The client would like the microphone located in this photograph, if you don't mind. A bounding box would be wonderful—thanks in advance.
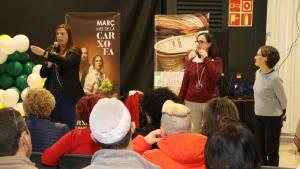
[53,42,60,53]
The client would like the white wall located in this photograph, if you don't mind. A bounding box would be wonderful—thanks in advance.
[266,0,300,134]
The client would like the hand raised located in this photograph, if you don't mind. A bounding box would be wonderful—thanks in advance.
[198,49,208,59]
[144,129,162,145]
[31,45,46,56]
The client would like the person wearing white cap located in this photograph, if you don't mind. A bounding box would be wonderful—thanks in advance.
[83,97,160,169]
[132,100,207,169]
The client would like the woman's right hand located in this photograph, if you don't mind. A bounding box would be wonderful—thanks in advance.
[45,61,53,68]
[144,129,162,145]
[31,45,46,56]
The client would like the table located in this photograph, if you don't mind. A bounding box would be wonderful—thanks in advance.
[231,98,255,132]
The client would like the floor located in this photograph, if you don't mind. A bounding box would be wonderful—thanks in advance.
[279,137,300,168]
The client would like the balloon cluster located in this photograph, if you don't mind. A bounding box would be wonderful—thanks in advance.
[0,34,44,115]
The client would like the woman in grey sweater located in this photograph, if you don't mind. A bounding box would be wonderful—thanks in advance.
[253,45,287,166]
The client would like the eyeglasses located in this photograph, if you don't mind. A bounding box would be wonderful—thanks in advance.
[195,40,207,44]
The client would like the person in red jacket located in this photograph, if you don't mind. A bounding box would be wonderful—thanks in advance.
[122,90,143,128]
[132,100,207,169]
[41,95,102,166]
[179,32,223,133]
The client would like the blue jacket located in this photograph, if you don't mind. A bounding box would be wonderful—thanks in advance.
[26,117,69,152]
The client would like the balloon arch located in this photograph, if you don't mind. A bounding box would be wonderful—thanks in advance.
[0,34,44,115]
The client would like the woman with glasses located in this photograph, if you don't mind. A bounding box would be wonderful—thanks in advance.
[179,32,223,133]
[253,45,287,166]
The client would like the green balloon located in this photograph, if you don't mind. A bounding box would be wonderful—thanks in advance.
[15,74,28,90]
[0,73,14,89]
[0,63,7,74]
[19,52,30,63]
[6,61,23,77]
[8,52,22,61]
[23,61,35,75]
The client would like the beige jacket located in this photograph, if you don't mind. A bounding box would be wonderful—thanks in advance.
[0,155,37,169]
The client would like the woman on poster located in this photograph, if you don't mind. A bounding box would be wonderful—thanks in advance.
[179,32,223,133]
[79,47,90,86]
[84,55,107,95]
[31,24,84,130]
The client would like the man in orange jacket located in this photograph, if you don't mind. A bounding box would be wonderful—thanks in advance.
[133,100,207,169]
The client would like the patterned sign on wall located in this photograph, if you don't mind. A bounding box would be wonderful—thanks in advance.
[228,0,253,27]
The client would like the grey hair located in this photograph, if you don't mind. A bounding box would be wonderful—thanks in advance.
[161,113,192,136]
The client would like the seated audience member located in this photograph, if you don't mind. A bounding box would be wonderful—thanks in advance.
[41,95,102,166]
[84,97,159,169]
[121,90,143,128]
[133,100,207,169]
[205,122,260,169]
[24,88,69,152]
[133,87,179,138]
[0,108,37,169]
[202,97,240,136]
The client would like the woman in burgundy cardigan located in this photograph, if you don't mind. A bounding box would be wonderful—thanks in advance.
[179,32,223,133]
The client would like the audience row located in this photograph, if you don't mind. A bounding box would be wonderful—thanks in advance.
[0,87,259,169]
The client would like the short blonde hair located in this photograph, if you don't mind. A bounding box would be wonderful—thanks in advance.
[23,88,55,117]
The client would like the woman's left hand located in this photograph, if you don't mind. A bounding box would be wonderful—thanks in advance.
[31,45,46,56]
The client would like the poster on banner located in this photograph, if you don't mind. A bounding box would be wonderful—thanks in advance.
[154,13,209,94]
[66,12,120,96]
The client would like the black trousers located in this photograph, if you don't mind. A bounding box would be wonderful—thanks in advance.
[255,115,282,166]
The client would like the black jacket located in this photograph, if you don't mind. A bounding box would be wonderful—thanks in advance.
[40,47,84,101]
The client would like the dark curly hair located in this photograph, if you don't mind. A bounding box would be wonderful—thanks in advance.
[76,95,102,124]
[141,87,179,125]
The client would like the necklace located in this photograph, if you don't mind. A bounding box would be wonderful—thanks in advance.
[196,63,205,89]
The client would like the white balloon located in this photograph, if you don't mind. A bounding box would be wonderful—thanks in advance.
[32,64,42,74]
[14,102,25,116]
[0,37,16,55]
[21,87,30,100]
[0,51,8,64]
[27,73,42,88]
[13,34,30,52]
[0,89,4,103]
[3,88,19,107]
